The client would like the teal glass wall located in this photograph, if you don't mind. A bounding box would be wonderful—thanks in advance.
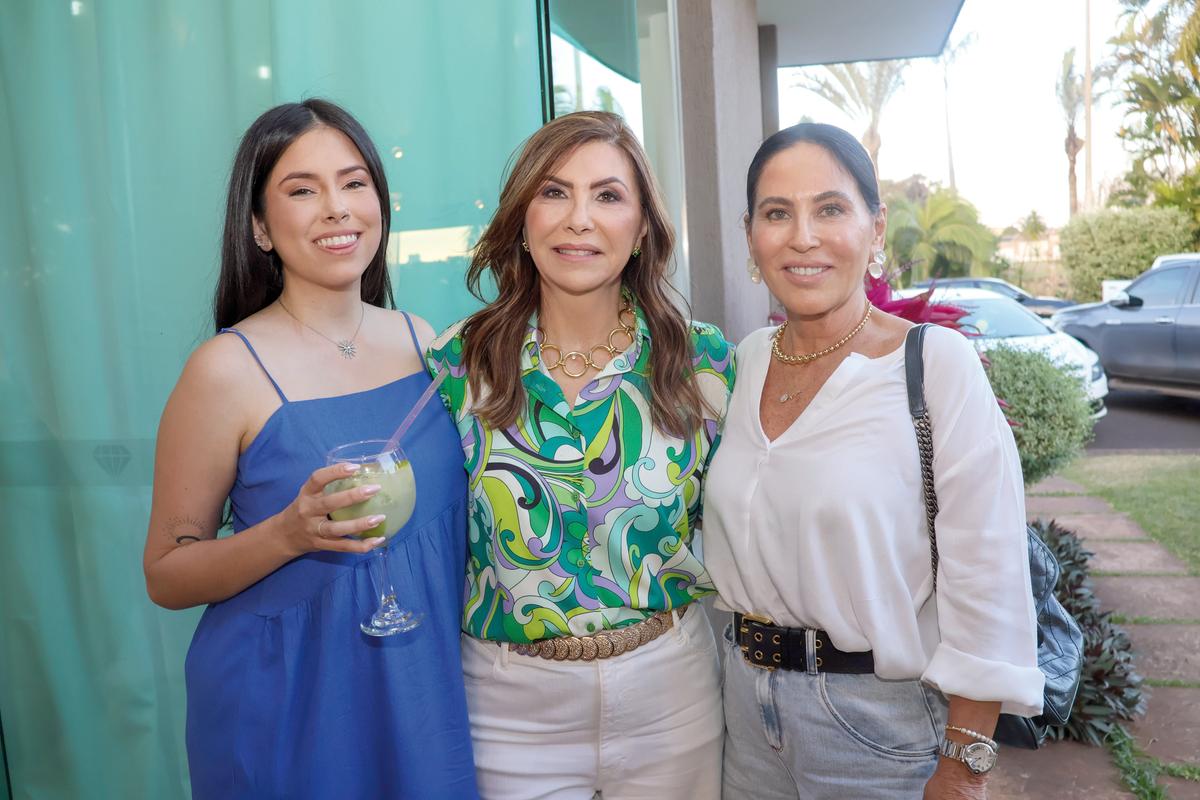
[0,2,542,797]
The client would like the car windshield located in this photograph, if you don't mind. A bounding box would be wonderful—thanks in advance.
[942,297,1052,338]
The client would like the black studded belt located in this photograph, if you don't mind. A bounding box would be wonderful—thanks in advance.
[735,613,876,674]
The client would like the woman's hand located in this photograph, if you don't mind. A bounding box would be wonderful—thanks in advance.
[275,463,388,556]
[923,759,988,799]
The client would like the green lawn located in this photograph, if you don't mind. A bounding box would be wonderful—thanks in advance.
[1062,454,1200,575]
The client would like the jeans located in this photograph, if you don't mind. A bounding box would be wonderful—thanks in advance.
[721,624,947,799]
[461,607,723,800]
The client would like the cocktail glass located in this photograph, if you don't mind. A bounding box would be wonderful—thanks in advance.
[325,439,421,636]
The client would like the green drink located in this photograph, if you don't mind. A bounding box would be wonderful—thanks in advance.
[326,460,416,539]
[326,439,422,636]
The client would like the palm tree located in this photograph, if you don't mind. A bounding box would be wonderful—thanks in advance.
[1177,1,1200,79]
[794,59,909,172]
[939,33,976,191]
[886,189,997,283]
[1057,49,1086,217]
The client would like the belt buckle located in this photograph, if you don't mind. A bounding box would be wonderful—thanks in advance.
[738,612,777,671]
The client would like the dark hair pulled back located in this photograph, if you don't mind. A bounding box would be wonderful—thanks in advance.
[745,122,881,219]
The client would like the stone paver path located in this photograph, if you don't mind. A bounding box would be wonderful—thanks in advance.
[1053,512,1149,539]
[991,473,1200,799]
[1088,540,1190,574]
[1026,495,1115,516]
[1093,576,1200,620]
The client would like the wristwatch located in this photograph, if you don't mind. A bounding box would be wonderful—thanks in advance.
[939,738,998,774]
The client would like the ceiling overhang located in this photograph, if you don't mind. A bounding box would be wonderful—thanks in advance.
[757,0,966,66]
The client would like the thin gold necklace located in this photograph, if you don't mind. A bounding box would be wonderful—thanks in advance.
[771,303,873,366]
[538,301,636,379]
[277,298,365,359]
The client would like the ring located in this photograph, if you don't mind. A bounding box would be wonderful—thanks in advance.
[317,519,328,537]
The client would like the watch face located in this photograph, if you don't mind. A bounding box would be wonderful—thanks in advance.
[963,742,997,774]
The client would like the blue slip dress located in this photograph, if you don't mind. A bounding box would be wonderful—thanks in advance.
[184,314,478,799]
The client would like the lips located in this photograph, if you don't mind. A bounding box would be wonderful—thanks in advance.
[784,265,830,277]
[553,245,602,257]
[314,232,361,253]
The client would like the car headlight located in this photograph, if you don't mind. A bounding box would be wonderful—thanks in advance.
[1091,362,1103,381]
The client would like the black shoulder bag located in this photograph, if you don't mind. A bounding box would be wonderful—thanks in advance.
[904,324,1084,749]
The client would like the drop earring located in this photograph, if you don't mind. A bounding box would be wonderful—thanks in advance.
[521,241,530,252]
[746,257,761,284]
[868,249,886,280]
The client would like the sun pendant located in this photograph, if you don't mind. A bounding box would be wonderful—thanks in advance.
[337,340,358,359]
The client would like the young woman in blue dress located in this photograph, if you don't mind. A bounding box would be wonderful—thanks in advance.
[143,99,478,799]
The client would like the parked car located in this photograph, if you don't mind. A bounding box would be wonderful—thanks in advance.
[921,288,1108,417]
[909,277,1075,317]
[1151,252,1200,270]
[1051,261,1200,397]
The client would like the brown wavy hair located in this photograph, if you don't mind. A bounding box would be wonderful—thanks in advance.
[461,111,706,438]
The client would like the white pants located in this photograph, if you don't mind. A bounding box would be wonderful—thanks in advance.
[460,605,723,800]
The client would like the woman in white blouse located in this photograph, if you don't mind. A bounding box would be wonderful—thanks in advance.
[702,122,1043,799]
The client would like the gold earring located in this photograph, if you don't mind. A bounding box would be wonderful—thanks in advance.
[631,246,641,258]
[747,257,762,284]
[521,241,530,252]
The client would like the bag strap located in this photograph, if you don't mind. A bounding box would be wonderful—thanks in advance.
[904,324,940,591]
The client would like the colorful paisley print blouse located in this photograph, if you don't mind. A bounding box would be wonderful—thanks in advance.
[426,305,736,643]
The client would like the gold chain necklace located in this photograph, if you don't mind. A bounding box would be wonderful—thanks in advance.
[771,303,873,366]
[539,302,636,379]
[278,298,365,359]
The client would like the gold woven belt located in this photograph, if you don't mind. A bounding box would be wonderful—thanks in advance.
[511,606,686,661]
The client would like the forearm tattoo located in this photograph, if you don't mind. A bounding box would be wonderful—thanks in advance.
[166,515,209,544]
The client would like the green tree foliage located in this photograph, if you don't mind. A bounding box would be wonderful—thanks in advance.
[885,187,996,283]
[1060,206,1193,300]
[1105,0,1200,240]
[984,346,1094,487]
[794,59,908,171]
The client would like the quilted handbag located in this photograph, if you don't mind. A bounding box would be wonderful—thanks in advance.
[904,324,1084,749]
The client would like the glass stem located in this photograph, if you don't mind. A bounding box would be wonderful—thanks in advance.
[371,546,398,609]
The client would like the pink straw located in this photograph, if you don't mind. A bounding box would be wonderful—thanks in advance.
[384,369,448,453]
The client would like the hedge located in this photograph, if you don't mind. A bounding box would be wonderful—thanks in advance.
[1059,207,1193,301]
[984,345,1094,486]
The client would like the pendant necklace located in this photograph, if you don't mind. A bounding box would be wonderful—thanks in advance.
[278,298,366,359]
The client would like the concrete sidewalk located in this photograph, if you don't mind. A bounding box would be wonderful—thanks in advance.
[987,476,1200,799]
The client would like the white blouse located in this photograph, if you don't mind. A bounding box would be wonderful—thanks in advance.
[703,324,1044,716]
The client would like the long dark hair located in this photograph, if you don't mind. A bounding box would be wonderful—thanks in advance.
[461,111,706,438]
[745,122,882,220]
[213,99,394,331]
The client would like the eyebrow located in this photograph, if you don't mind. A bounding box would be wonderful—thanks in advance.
[277,165,369,185]
[544,175,629,191]
[756,190,853,210]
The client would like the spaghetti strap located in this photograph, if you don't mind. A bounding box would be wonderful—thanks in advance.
[219,328,288,403]
[400,311,422,355]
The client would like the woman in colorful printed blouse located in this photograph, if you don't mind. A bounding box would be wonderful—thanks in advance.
[426,111,736,799]
[703,123,1042,799]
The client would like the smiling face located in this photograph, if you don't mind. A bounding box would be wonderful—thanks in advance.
[253,125,383,292]
[747,142,886,319]
[522,140,648,299]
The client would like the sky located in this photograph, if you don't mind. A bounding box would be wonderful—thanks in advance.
[778,0,1132,230]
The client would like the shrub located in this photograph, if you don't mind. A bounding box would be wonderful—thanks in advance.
[984,345,1094,486]
[1060,207,1192,301]
[1031,519,1145,746]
